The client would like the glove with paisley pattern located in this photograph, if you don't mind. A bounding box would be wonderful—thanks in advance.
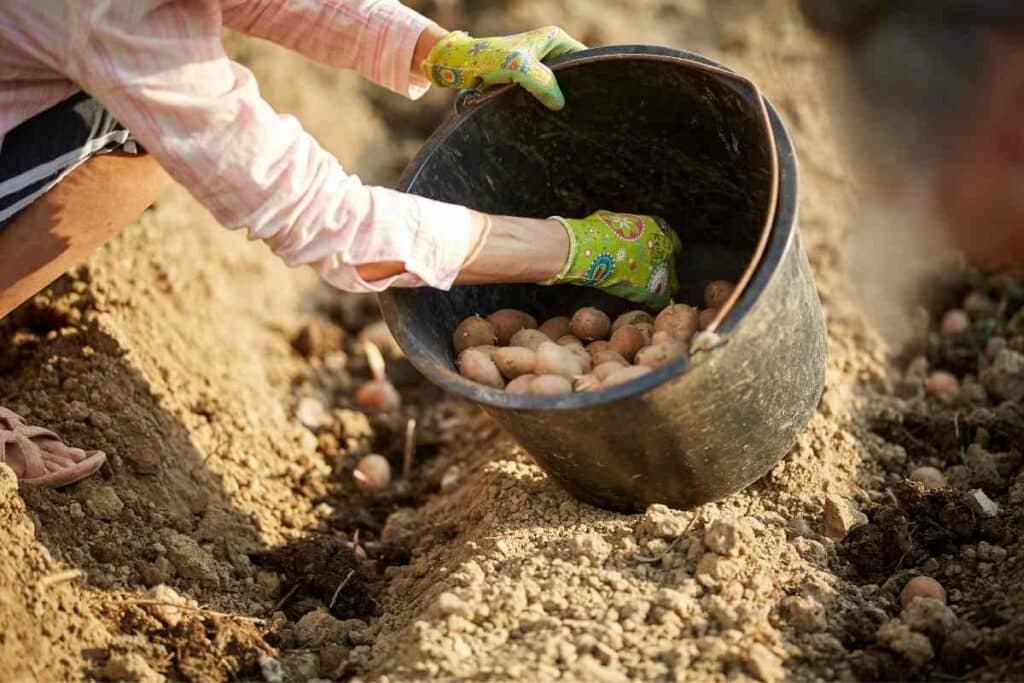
[421,26,586,111]
[542,211,682,309]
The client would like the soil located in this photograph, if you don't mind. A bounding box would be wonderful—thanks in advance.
[2,1,1022,681]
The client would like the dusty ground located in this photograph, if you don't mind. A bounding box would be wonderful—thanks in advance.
[2,1,1022,681]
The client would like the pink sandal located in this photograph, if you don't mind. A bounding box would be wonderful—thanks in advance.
[0,407,106,488]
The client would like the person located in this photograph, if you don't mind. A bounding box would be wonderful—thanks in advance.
[0,1,682,487]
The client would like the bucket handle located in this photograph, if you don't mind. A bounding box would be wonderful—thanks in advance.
[454,86,488,115]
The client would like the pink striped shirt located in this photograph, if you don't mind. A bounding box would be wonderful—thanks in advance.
[0,1,475,292]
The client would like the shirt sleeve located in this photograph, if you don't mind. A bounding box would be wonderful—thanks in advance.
[63,0,474,293]
[221,0,434,99]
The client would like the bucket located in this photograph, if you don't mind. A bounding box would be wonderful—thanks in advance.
[379,45,826,512]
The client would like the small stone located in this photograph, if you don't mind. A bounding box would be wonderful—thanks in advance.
[909,466,947,490]
[84,486,124,520]
[823,495,868,540]
[744,643,785,683]
[877,620,934,666]
[68,502,84,519]
[434,591,473,619]
[782,595,827,633]
[144,584,192,627]
[294,609,348,648]
[259,654,285,683]
[901,597,957,641]
[977,541,1007,563]
[703,518,751,557]
[295,397,328,430]
[981,348,1024,401]
[95,653,161,682]
[570,532,612,562]
[967,489,999,518]
[162,531,221,588]
[639,504,690,538]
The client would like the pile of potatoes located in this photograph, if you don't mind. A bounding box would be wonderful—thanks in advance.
[452,280,735,395]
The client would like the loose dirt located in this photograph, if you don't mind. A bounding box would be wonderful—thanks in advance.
[1,1,1021,681]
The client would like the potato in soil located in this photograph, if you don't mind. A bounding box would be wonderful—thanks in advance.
[570,307,611,342]
[530,374,573,395]
[654,304,699,342]
[603,365,652,387]
[487,309,538,345]
[539,316,572,340]
[704,280,735,309]
[353,454,391,492]
[611,310,654,333]
[355,380,401,412]
[506,374,537,394]
[509,329,551,351]
[493,347,536,379]
[534,342,584,379]
[609,325,645,362]
[453,316,496,353]
[458,348,505,388]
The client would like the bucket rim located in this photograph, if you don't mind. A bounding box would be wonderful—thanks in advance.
[380,45,800,412]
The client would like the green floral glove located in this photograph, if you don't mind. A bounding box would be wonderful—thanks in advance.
[543,211,683,308]
[422,26,586,111]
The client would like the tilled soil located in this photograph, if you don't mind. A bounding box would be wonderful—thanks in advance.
[1,1,1022,681]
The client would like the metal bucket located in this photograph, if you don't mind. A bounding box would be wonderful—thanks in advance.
[379,45,826,512]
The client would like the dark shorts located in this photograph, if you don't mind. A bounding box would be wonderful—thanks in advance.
[0,91,143,229]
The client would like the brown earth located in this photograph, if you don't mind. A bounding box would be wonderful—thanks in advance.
[2,1,1022,681]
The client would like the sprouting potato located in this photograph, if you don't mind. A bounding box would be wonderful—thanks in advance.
[487,309,538,345]
[353,454,391,492]
[592,348,629,367]
[609,325,646,362]
[900,576,946,610]
[355,380,401,412]
[594,361,628,381]
[633,322,655,345]
[603,365,652,387]
[534,342,584,379]
[457,348,505,388]
[530,374,573,395]
[556,334,584,348]
[704,280,736,309]
[539,316,572,340]
[699,308,719,331]
[506,374,537,394]
[574,374,602,392]
[493,346,537,379]
[635,343,684,367]
[570,307,611,342]
[509,328,552,351]
[654,304,699,342]
[453,316,496,353]
[611,310,655,334]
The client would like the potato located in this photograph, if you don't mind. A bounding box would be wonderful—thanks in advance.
[925,370,958,398]
[940,309,969,337]
[570,307,611,342]
[586,340,613,355]
[635,343,684,367]
[539,316,572,340]
[529,374,573,395]
[609,325,646,362]
[633,322,655,345]
[574,374,602,392]
[453,316,496,353]
[603,365,652,387]
[909,466,947,490]
[509,329,551,351]
[534,342,584,379]
[457,348,505,388]
[487,309,538,345]
[506,374,537,394]
[654,304,699,342]
[353,454,391,492]
[592,349,628,367]
[493,347,537,379]
[556,334,584,348]
[567,345,593,373]
[594,361,628,381]
[355,380,401,412]
[651,330,677,347]
[699,308,719,331]
[900,576,946,610]
[704,280,736,309]
[611,310,655,333]
[471,344,500,360]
